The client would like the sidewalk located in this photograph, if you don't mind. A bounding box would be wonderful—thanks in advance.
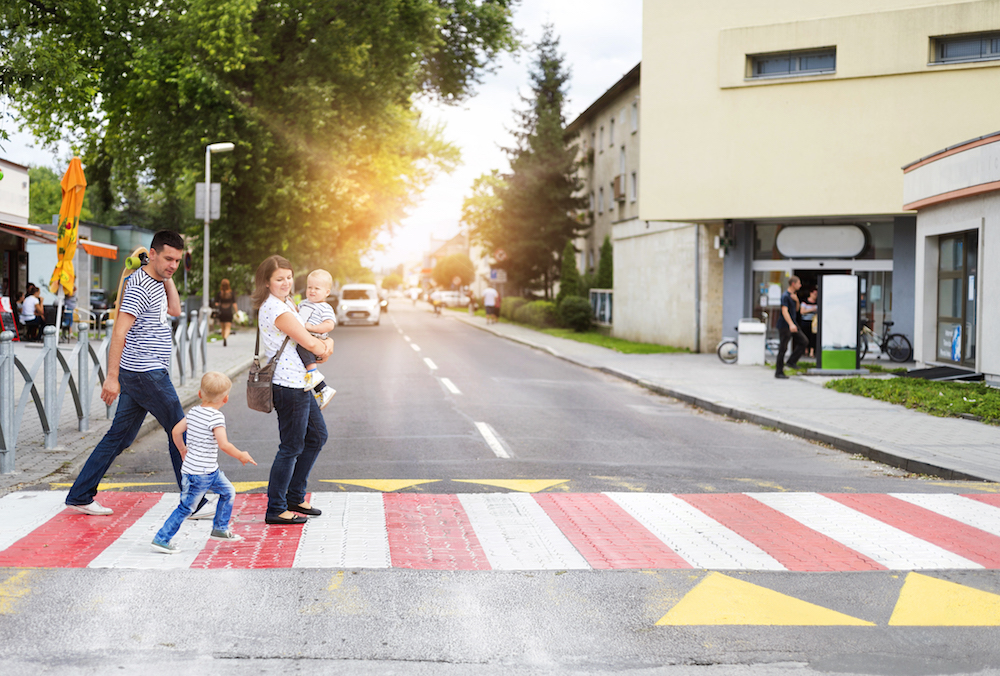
[1,329,255,494]
[450,312,1000,484]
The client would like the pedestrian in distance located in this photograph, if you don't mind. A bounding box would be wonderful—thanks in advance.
[151,372,257,554]
[252,255,334,525]
[19,283,44,340]
[64,230,213,518]
[296,269,337,410]
[798,287,818,358]
[775,275,808,379]
[214,278,236,346]
[482,285,499,325]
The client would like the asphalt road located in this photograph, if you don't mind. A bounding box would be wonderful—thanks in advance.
[3,302,1000,675]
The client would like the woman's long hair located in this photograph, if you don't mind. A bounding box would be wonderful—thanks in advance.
[220,278,231,295]
[252,255,293,308]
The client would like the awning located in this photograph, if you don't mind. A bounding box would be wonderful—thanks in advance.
[80,239,118,260]
[0,220,58,244]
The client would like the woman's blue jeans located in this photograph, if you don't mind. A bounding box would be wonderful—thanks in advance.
[154,470,235,544]
[267,385,328,517]
[66,369,184,506]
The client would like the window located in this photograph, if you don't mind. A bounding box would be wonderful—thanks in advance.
[589,192,595,211]
[934,32,1000,64]
[598,126,604,152]
[630,171,637,202]
[598,187,604,213]
[749,47,835,78]
[609,118,615,145]
[631,101,638,133]
[619,146,626,176]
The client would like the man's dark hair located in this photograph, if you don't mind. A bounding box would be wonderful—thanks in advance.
[150,230,184,252]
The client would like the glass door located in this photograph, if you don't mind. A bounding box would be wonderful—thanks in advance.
[936,231,979,367]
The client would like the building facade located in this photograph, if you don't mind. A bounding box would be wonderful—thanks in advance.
[640,0,1000,350]
[0,158,31,300]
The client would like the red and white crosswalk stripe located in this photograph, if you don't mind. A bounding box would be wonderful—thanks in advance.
[3,491,1000,571]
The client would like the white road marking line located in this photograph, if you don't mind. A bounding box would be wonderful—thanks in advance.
[88,494,212,570]
[403,335,411,342]
[475,422,510,459]
[440,377,461,394]
[294,493,390,568]
[0,491,72,552]
[424,358,438,370]
[458,493,590,570]
[410,343,421,352]
[891,493,1000,539]
[607,493,786,570]
[750,492,982,570]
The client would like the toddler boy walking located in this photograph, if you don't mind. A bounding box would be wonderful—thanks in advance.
[151,371,256,553]
[297,269,337,410]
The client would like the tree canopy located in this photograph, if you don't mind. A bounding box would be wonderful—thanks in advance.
[555,239,581,305]
[432,252,475,288]
[1,0,518,292]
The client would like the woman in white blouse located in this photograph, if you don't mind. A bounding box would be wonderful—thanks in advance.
[252,255,334,525]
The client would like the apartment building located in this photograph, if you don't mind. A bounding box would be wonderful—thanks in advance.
[638,0,1000,352]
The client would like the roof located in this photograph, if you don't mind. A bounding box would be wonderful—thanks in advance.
[902,130,1000,171]
[566,63,641,136]
[0,157,30,171]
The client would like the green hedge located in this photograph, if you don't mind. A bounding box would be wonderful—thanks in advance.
[500,296,528,320]
[558,296,593,332]
[514,300,558,328]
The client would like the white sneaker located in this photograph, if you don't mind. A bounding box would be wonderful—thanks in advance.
[151,540,181,554]
[67,500,113,516]
[304,370,325,391]
[210,529,243,542]
[315,387,336,410]
[187,494,218,520]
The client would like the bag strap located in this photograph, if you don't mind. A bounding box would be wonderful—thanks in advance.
[255,326,291,366]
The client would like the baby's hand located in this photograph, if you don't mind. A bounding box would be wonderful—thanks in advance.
[241,452,258,466]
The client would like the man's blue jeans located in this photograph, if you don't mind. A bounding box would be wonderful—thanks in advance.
[66,369,184,506]
[154,470,235,544]
[267,385,328,517]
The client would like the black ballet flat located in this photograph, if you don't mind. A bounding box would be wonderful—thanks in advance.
[288,504,322,517]
[264,514,308,525]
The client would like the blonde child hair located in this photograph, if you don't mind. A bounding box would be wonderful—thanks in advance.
[307,269,334,292]
[200,371,232,403]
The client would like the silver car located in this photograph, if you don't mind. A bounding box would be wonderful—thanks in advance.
[336,283,382,326]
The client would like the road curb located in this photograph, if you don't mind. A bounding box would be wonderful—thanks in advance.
[453,314,990,483]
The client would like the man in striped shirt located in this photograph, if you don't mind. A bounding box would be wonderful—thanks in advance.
[65,230,202,517]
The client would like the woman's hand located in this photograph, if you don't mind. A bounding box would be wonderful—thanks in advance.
[315,338,334,363]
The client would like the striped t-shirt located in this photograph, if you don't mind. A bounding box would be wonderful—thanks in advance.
[180,406,226,475]
[119,268,172,372]
[298,300,336,338]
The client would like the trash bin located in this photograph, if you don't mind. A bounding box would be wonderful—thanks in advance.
[737,318,766,366]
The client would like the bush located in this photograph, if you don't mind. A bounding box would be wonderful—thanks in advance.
[558,296,592,332]
[514,300,558,328]
[500,296,527,320]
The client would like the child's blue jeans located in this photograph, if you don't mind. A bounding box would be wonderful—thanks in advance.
[154,470,235,544]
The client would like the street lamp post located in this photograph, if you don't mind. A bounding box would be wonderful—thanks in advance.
[203,142,235,312]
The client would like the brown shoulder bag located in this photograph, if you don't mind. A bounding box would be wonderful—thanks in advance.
[247,327,290,414]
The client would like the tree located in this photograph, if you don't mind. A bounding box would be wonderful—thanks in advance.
[381,273,402,290]
[595,235,613,289]
[555,239,581,306]
[478,25,587,297]
[1,0,518,289]
[432,253,475,288]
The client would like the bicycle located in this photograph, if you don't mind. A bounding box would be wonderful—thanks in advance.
[859,320,912,362]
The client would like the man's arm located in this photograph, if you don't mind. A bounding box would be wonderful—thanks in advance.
[781,303,798,333]
[101,312,137,405]
[165,278,182,317]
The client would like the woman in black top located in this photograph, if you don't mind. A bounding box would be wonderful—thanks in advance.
[213,278,236,346]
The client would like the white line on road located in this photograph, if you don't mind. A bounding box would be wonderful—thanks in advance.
[424,358,438,370]
[440,377,461,394]
[475,422,510,459]
[410,343,421,352]
[403,335,411,342]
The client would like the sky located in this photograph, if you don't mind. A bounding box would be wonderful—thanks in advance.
[1,0,643,269]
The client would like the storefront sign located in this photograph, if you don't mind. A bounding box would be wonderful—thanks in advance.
[776,225,866,258]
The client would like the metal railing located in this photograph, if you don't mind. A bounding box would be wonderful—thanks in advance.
[590,288,613,326]
[0,308,209,474]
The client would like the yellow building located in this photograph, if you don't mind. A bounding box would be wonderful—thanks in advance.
[633,0,1000,352]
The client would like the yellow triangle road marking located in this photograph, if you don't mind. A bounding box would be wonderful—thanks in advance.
[657,573,874,626]
[319,480,439,492]
[889,573,1000,626]
[453,480,569,493]
[231,481,269,493]
[49,482,172,490]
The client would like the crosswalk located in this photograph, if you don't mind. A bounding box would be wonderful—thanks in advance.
[2,490,1000,571]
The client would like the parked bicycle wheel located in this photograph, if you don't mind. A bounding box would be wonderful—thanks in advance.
[884,334,913,362]
[859,333,869,360]
[717,340,738,364]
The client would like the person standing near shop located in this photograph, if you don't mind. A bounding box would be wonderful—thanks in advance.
[64,230,211,517]
[775,275,808,379]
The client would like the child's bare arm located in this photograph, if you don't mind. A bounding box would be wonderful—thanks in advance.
[172,418,188,460]
[305,319,336,334]
[213,427,257,466]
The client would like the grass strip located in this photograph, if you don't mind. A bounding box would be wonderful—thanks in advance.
[539,328,688,354]
[825,377,1000,424]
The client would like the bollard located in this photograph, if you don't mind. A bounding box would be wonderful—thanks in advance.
[43,325,58,449]
[78,322,90,432]
[1,331,14,474]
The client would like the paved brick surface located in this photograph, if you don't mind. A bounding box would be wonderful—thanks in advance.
[451,313,1000,483]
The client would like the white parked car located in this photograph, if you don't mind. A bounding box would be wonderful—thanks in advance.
[336,284,381,326]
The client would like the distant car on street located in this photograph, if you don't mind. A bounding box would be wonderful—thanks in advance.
[437,291,470,308]
[336,283,381,326]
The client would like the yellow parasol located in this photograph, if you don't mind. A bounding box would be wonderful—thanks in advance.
[49,157,87,296]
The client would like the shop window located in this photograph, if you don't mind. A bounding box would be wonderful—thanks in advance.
[936,231,978,366]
